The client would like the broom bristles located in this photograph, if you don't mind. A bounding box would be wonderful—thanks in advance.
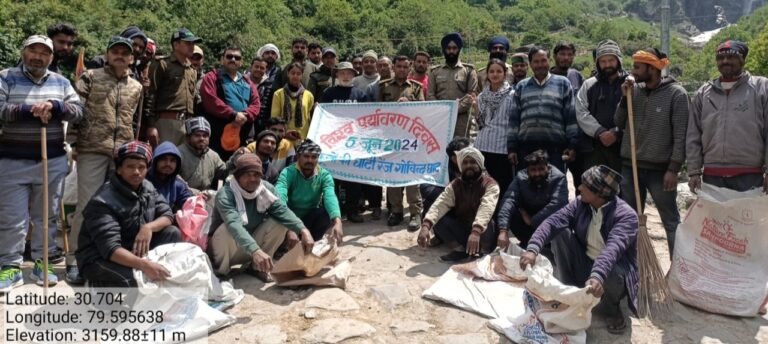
[637,215,675,319]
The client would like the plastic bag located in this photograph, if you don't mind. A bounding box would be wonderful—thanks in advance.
[175,194,209,250]
[668,184,768,317]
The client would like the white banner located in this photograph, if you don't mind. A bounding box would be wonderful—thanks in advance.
[307,100,457,187]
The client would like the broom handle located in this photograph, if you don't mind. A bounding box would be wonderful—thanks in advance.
[626,91,644,217]
[41,127,49,295]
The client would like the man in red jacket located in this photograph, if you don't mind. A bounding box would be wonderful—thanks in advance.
[200,46,260,161]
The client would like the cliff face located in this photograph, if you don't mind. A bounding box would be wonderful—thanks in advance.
[683,0,766,30]
[626,0,766,32]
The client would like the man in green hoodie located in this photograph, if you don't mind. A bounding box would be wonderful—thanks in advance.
[275,139,343,243]
[208,153,312,282]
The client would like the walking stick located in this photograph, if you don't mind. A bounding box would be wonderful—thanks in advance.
[41,126,50,295]
[626,87,674,318]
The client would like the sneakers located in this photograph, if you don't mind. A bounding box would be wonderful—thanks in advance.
[371,208,382,220]
[0,266,23,293]
[407,214,421,232]
[65,265,84,285]
[387,212,404,226]
[31,259,58,287]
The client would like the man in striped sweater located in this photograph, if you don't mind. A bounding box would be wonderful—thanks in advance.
[614,48,689,254]
[507,46,578,174]
[0,35,83,291]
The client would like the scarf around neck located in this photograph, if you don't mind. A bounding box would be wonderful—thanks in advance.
[282,83,305,129]
[477,81,511,129]
[227,176,278,225]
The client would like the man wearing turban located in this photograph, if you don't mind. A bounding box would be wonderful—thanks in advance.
[427,32,479,138]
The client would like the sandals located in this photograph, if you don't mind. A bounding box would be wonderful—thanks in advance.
[606,315,627,334]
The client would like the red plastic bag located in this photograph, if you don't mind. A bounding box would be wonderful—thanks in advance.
[175,195,209,250]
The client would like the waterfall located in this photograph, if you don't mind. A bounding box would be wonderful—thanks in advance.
[743,0,754,16]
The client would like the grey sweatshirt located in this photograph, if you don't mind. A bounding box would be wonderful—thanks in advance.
[686,72,768,175]
[614,77,690,172]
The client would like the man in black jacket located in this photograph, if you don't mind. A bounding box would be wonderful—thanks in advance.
[76,141,182,288]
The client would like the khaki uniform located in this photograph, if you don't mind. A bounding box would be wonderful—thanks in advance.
[427,61,477,138]
[144,54,198,145]
[378,78,425,218]
[476,63,515,91]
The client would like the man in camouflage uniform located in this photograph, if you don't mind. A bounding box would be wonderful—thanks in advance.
[66,37,144,284]
[428,32,478,138]
[379,56,426,231]
[143,28,201,147]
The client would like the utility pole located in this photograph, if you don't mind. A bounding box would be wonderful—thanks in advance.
[661,0,671,76]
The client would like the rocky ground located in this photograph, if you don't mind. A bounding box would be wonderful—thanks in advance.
[5,186,768,344]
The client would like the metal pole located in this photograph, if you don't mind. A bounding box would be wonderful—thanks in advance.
[661,0,671,77]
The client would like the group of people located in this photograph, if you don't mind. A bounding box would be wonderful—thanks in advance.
[1,21,767,335]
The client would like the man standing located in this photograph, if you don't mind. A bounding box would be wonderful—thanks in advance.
[417,147,499,262]
[144,28,202,147]
[428,32,478,138]
[497,150,568,248]
[353,50,380,90]
[283,37,308,85]
[477,36,515,91]
[87,26,150,86]
[307,48,338,99]
[319,62,373,222]
[208,154,313,282]
[551,42,584,91]
[379,56,425,230]
[200,46,260,161]
[191,45,205,72]
[688,40,768,193]
[178,117,227,195]
[276,140,343,242]
[364,56,394,100]
[550,41,586,192]
[46,22,78,81]
[0,35,83,291]
[66,36,143,285]
[352,55,363,76]
[304,42,323,86]
[77,141,181,288]
[615,48,688,253]
[408,51,431,99]
[509,52,529,86]
[520,165,639,334]
[507,46,577,173]
[147,141,194,211]
[253,44,283,135]
[576,40,627,174]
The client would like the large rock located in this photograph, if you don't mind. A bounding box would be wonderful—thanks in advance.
[301,318,376,343]
[240,324,287,344]
[389,320,434,336]
[305,288,360,311]
[369,283,412,309]
[437,333,489,344]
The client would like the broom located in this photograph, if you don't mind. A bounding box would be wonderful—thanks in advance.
[41,125,50,295]
[626,81,674,318]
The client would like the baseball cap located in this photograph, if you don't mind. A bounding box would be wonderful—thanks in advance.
[322,47,337,57]
[107,36,134,53]
[23,35,54,52]
[335,61,355,71]
[193,45,204,57]
[171,28,202,43]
